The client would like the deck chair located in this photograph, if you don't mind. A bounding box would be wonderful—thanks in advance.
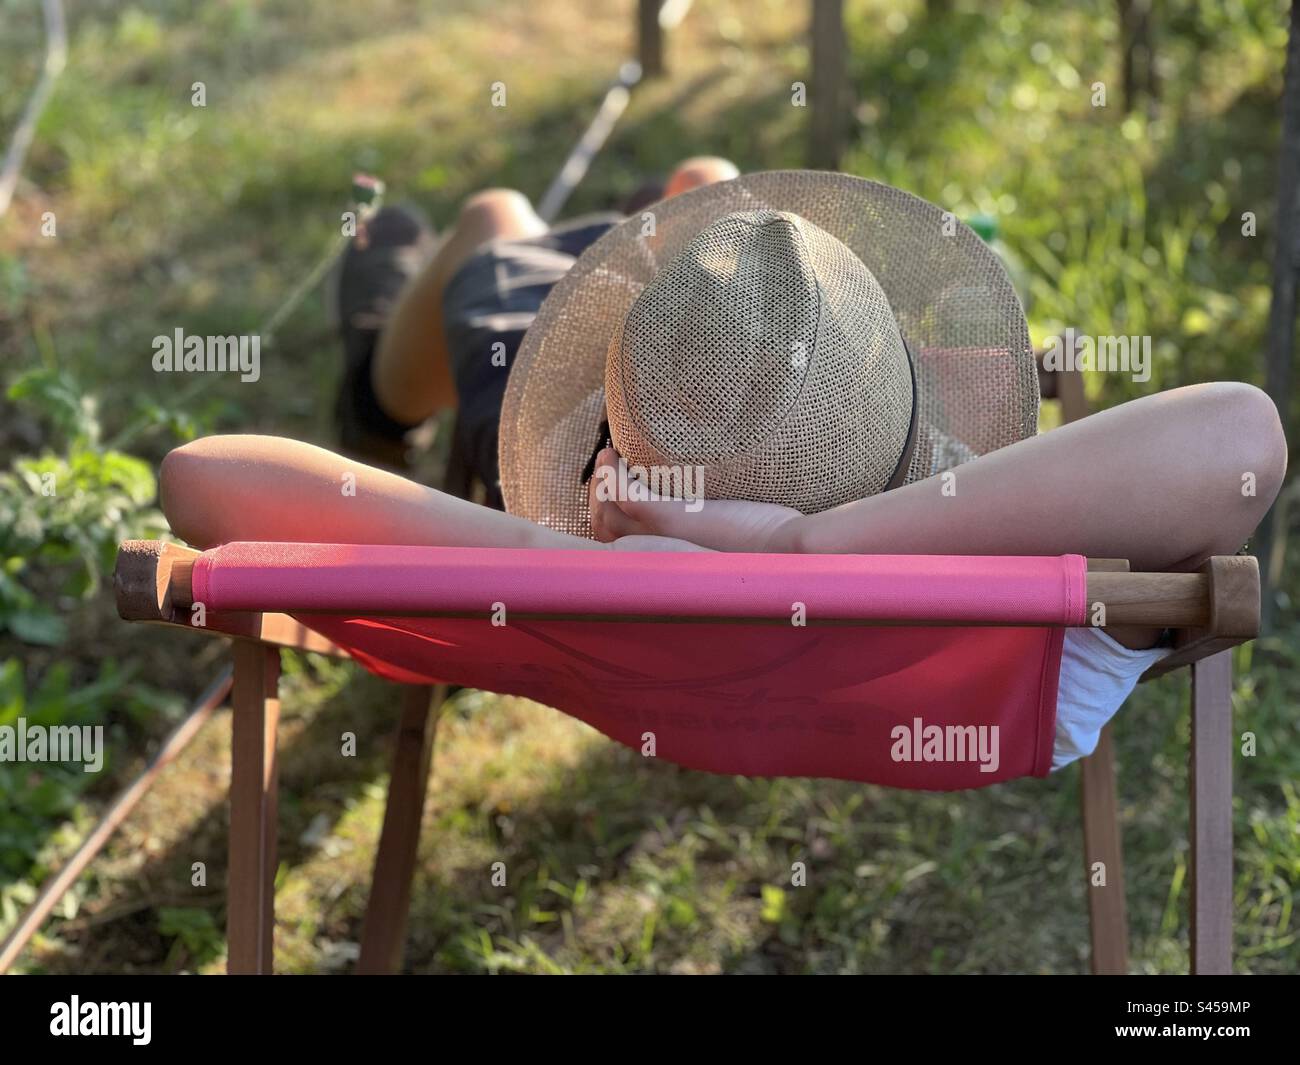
[111,360,1260,976]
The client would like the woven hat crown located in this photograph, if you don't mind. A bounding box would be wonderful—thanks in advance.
[606,209,913,511]
[498,171,1038,539]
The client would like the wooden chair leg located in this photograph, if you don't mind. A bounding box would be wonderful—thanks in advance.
[1190,651,1234,974]
[227,640,280,974]
[357,683,444,974]
[354,418,460,973]
[1080,721,1129,974]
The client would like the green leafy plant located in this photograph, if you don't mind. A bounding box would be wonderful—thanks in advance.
[0,659,106,882]
[0,368,169,645]
[0,366,191,942]
[158,906,224,970]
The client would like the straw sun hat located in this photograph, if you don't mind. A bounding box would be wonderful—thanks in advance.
[499,170,1037,538]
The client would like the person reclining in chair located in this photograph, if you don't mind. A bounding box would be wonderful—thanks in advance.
[158,163,1289,773]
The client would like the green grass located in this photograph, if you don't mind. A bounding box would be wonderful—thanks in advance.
[0,0,1296,973]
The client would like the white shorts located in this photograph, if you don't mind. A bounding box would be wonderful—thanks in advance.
[1051,627,1172,771]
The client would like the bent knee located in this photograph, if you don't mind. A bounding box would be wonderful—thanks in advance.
[459,187,537,223]
[665,157,740,198]
[453,188,546,247]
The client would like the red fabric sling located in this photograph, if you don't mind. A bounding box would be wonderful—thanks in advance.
[192,543,1087,789]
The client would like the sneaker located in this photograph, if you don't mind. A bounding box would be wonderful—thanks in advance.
[333,205,435,470]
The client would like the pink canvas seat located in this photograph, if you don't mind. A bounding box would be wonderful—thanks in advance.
[189,542,1088,789]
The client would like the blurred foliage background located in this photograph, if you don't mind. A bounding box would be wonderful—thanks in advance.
[0,0,1295,973]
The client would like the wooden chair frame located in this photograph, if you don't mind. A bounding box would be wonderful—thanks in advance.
[109,355,1259,975]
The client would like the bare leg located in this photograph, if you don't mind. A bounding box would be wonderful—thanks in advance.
[372,188,547,425]
[370,158,739,427]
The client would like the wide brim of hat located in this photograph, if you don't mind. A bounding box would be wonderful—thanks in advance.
[499,170,1037,539]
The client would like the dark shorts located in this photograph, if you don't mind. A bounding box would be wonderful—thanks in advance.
[442,213,620,506]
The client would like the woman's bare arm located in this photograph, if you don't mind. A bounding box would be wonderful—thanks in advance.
[160,434,706,552]
[591,382,1288,573]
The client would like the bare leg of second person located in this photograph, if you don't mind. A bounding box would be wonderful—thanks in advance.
[372,188,549,425]
[370,157,741,428]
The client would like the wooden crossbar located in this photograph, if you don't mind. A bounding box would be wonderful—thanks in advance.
[116,541,1259,644]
